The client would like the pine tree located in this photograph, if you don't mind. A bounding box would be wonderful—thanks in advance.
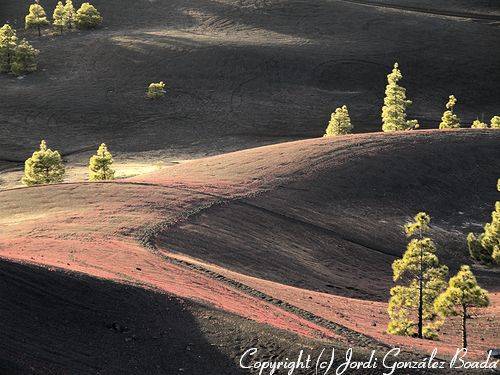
[381,63,419,132]
[75,3,102,29]
[53,1,66,34]
[11,39,39,76]
[491,116,500,129]
[434,265,489,349]
[0,24,18,73]
[471,119,488,129]
[439,95,461,129]
[22,140,65,186]
[467,180,500,265]
[387,212,448,339]
[25,3,50,37]
[64,0,75,29]
[324,105,353,137]
[88,143,115,181]
[146,81,166,99]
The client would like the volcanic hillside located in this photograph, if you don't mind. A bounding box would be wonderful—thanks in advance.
[1,130,499,368]
[148,130,500,299]
[1,0,500,173]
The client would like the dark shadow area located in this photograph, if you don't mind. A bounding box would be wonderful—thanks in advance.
[0,258,245,375]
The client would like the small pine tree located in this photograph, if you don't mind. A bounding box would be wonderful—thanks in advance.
[490,116,500,129]
[22,140,65,186]
[64,0,75,29]
[53,1,67,34]
[88,143,115,181]
[25,3,50,37]
[75,3,102,29]
[467,180,500,265]
[11,39,39,76]
[439,95,461,129]
[0,24,18,73]
[434,265,489,349]
[147,81,166,99]
[381,63,419,132]
[387,212,448,339]
[471,119,488,129]
[324,105,353,137]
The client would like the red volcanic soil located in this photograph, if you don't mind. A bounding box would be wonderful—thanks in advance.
[1,130,499,371]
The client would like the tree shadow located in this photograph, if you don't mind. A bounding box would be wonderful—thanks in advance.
[0,258,245,374]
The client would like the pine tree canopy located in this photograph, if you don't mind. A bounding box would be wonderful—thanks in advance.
[324,105,353,137]
[88,143,115,181]
[404,212,430,237]
[22,140,65,186]
[381,63,419,132]
[439,95,461,129]
[75,3,102,29]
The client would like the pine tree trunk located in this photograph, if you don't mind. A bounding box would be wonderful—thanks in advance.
[462,305,467,349]
[37,26,41,37]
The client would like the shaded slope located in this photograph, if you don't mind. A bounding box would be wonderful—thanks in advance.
[1,0,499,166]
[154,130,500,299]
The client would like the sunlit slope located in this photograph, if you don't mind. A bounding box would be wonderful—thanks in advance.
[154,130,500,300]
[1,0,499,165]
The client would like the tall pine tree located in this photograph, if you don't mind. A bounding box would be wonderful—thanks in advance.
[381,63,419,132]
[434,265,489,348]
[53,1,67,34]
[324,105,353,137]
[22,140,65,186]
[88,143,115,181]
[64,0,76,29]
[439,95,461,129]
[25,3,50,37]
[387,212,448,339]
[0,24,18,73]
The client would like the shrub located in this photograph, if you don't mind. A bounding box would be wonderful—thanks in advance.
[491,116,500,129]
[471,119,488,129]
[147,81,166,99]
